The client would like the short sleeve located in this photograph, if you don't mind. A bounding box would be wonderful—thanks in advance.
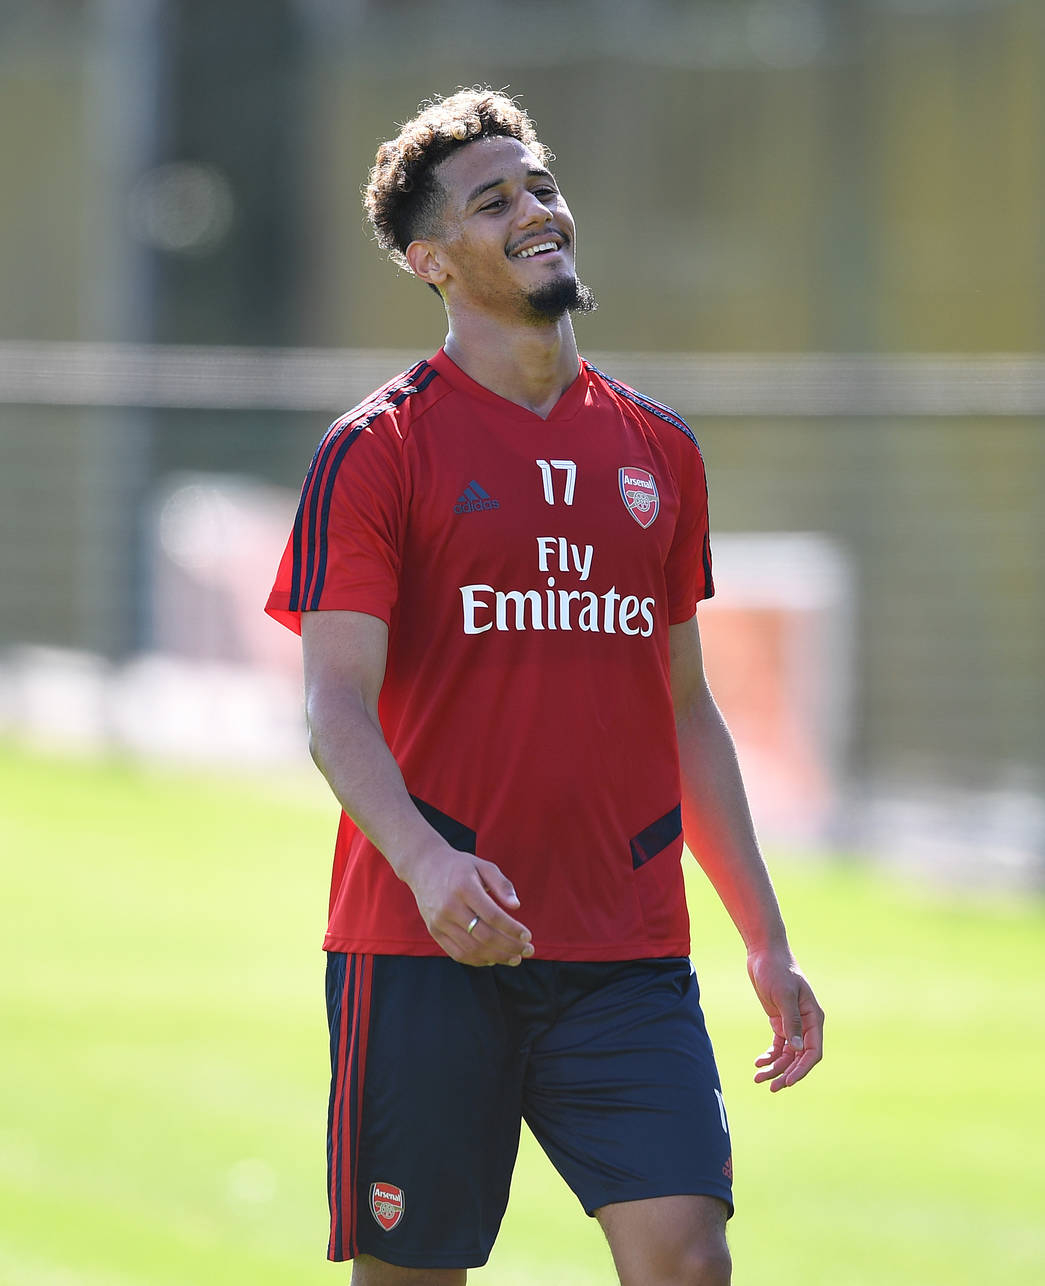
[664,438,714,624]
[265,414,406,635]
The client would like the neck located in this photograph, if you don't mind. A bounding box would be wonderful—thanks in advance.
[442,308,580,420]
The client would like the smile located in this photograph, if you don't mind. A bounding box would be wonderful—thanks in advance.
[512,240,561,259]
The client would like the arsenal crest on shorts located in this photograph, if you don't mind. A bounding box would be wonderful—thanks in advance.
[369,1181,405,1231]
[619,467,660,528]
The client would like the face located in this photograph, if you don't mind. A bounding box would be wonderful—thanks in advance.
[410,135,593,324]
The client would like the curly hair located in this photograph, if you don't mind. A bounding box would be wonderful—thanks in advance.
[364,88,552,271]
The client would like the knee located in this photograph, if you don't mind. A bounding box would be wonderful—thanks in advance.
[659,1242,732,1286]
[600,1195,732,1286]
[685,1244,731,1286]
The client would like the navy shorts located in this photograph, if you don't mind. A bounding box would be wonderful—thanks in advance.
[325,953,733,1269]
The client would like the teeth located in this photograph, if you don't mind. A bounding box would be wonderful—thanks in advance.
[517,241,558,259]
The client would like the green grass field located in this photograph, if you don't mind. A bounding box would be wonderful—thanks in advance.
[2,740,1042,1285]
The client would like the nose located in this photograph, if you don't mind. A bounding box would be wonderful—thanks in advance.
[517,188,553,228]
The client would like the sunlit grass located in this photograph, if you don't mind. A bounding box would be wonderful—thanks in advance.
[2,742,1042,1284]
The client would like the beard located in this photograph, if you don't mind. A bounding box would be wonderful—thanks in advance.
[522,272,598,323]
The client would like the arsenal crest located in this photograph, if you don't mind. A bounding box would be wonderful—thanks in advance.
[619,467,659,528]
[369,1181,405,1231]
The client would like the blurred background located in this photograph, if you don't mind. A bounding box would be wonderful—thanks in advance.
[1,2,1043,1284]
[3,0,1043,882]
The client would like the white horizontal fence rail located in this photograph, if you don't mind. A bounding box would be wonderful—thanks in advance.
[2,342,1045,416]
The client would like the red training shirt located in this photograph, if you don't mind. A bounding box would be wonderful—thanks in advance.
[266,348,713,960]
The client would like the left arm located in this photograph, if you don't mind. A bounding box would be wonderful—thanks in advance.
[670,613,824,1091]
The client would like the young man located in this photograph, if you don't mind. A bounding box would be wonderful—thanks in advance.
[266,89,823,1286]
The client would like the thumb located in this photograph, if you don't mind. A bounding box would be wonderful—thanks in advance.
[783,997,804,1051]
[476,859,520,909]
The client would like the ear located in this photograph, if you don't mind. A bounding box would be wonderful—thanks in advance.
[405,239,450,288]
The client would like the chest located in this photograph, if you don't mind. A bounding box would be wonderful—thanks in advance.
[401,408,680,593]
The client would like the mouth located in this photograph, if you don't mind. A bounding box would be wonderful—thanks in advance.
[509,235,566,261]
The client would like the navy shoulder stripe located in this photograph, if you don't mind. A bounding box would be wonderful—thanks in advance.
[288,360,440,613]
[585,362,699,448]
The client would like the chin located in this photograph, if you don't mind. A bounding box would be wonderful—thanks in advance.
[524,273,598,323]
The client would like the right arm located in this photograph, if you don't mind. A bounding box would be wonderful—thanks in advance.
[301,608,534,966]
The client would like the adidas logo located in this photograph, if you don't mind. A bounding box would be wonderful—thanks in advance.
[454,480,501,514]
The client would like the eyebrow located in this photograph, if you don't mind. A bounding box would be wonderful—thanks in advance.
[465,167,556,207]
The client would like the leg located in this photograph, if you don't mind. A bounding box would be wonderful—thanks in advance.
[597,1195,731,1286]
[325,954,523,1268]
[350,1254,466,1286]
[522,961,734,1277]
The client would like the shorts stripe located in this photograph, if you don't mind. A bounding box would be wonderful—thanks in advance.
[349,955,374,1258]
[327,956,352,1259]
[327,953,374,1261]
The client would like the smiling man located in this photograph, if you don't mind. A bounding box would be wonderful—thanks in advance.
[266,88,823,1286]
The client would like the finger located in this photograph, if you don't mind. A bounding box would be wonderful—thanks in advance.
[432,928,481,965]
[467,876,532,946]
[754,1049,795,1084]
[767,1014,824,1091]
[468,897,533,950]
[433,921,507,967]
[779,995,804,1052]
[768,1051,816,1092]
[424,895,530,962]
[778,1005,824,1088]
[754,1031,786,1067]
[455,914,533,968]
[777,1046,823,1090]
[448,938,526,968]
[475,858,521,910]
[753,1024,796,1081]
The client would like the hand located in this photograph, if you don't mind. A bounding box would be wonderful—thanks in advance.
[747,946,824,1092]
[402,844,535,967]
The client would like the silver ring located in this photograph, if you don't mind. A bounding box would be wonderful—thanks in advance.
[466,915,480,935]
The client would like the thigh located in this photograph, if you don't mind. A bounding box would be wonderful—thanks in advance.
[350,1254,466,1286]
[597,1194,731,1286]
[522,958,734,1217]
[326,952,525,1269]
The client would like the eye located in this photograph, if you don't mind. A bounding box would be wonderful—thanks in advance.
[479,197,506,212]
